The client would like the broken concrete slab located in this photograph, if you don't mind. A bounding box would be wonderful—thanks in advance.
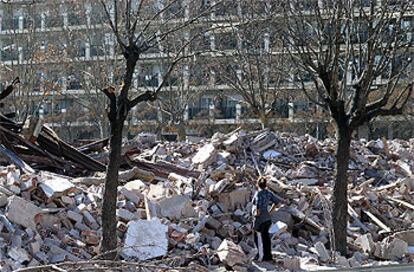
[218,187,251,212]
[192,143,217,167]
[314,241,330,262]
[38,172,76,199]
[158,195,196,220]
[6,196,42,229]
[121,218,168,261]
[217,239,247,267]
[355,233,375,254]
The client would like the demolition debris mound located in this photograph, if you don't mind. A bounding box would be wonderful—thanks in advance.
[0,129,414,271]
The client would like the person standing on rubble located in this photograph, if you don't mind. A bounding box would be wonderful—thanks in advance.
[252,176,280,262]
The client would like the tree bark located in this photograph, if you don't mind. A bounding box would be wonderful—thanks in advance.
[259,113,269,129]
[332,124,351,256]
[101,119,124,259]
[176,124,186,141]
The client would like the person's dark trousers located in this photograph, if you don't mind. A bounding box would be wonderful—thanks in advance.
[254,220,272,261]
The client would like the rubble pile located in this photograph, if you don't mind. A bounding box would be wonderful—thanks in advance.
[0,129,414,271]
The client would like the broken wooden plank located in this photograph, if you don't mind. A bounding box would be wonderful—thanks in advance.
[0,144,35,174]
[348,204,369,232]
[363,210,391,232]
[77,138,109,153]
[126,156,200,179]
[386,197,414,211]
[37,126,106,172]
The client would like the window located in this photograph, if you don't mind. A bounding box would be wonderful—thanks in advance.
[216,32,238,51]
[90,34,105,57]
[90,3,105,25]
[137,65,159,87]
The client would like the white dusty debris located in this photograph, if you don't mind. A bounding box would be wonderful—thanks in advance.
[0,129,413,271]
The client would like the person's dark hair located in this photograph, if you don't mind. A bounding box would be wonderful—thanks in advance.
[257,176,267,189]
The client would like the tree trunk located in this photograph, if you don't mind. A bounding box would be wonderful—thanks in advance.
[176,124,186,141]
[332,124,351,256]
[101,119,124,259]
[259,113,269,129]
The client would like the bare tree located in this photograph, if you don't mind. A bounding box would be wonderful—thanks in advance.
[282,0,413,254]
[99,0,217,257]
[214,1,290,129]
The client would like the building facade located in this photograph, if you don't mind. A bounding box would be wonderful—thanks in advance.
[0,0,413,141]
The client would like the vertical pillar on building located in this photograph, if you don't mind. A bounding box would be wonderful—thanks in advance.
[210,35,215,51]
[236,103,242,121]
[63,12,68,28]
[209,102,215,122]
[40,13,46,30]
[0,15,3,32]
[18,46,23,63]
[183,64,189,90]
[18,15,24,31]
[85,42,90,59]
[288,102,294,119]
[61,76,67,94]
[85,3,91,27]
[184,105,189,122]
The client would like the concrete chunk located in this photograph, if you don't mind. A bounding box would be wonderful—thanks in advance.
[269,221,288,236]
[121,218,168,261]
[6,196,42,229]
[355,233,375,254]
[217,239,246,267]
[192,143,217,166]
[314,241,330,262]
[158,195,196,220]
[8,247,30,263]
[38,172,76,199]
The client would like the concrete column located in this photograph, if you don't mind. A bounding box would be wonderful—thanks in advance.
[183,105,189,122]
[288,102,294,119]
[85,42,90,59]
[18,46,23,63]
[61,76,67,93]
[209,103,215,122]
[236,103,242,121]
[85,3,91,27]
[210,35,215,51]
[18,15,24,31]
[183,64,189,90]
[0,16,3,32]
[63,12,68,27]
[40,13,46,30]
